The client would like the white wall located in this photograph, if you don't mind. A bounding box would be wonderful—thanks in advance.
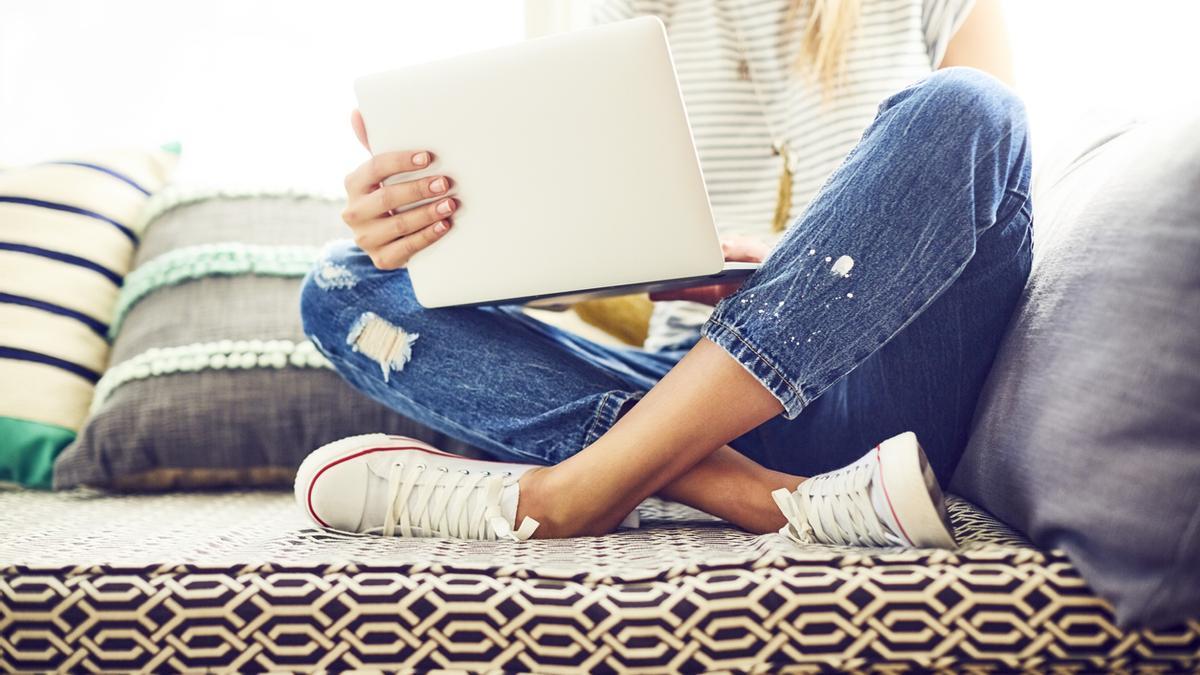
[1005,0,1200,152]
[2,1,1196,190]
[524,0,594,38]
[0,0,525,190]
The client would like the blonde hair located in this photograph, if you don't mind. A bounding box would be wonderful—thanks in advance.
[788,0,862,102]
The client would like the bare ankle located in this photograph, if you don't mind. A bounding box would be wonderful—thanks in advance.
[515,466,574,538]
[740,470,802,535]
[516,465,629,538]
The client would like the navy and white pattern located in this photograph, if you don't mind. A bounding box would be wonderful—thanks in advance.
[0,149,176,487]
[1,491,1196,672]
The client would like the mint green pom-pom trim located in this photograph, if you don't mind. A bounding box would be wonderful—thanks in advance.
[92,339,333,412]
[110,243,321,339]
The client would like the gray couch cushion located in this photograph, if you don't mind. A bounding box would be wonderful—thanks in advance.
[952,110,1200,628]
[54,194,478,490]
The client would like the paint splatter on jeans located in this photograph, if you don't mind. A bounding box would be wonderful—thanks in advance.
[300,67,1033,483]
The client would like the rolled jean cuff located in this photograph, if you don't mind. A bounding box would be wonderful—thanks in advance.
[582,389,646,447]
[700,315,810,420]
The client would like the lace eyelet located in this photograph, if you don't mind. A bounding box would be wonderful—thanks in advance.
[481,471,491,476]
[438,467,448,473]
[503,471,512,477]
[460,469,470,474]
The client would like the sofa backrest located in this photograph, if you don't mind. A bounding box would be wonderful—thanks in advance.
[951,107,1200,629]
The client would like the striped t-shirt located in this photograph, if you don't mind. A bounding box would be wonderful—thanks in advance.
[592,0,976,350]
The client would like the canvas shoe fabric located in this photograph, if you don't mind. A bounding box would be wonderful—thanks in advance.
[295,433,638,541]
[771,431,957,549]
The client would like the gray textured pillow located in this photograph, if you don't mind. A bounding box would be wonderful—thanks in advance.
[54,193,477,490]
[952,110,1200,628]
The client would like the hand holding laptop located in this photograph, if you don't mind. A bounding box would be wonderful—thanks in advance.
[348,17,762,309]
[344,108,768,304]
[344,106,766,311]
[341,110,456,271]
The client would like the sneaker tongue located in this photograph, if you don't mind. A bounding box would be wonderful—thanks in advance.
[364,465,515,536]
[360,471,392,532]
[869,475,909,546]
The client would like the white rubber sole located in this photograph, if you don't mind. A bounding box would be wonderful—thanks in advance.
[875,432,957,549]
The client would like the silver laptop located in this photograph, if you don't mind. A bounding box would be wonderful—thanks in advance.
[354,16,757,309]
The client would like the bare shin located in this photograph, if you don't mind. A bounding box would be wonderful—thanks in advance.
[517,338,787,537]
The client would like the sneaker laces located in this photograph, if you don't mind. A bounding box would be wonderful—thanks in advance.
[383,462,539,541]
[771,454,892,547]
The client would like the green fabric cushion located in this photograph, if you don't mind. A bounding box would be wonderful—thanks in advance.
[0,417,75,489]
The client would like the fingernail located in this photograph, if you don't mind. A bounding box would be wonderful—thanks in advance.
[413,151,430,166]
[436,199,453,215]
[434,220,449,234]
[430,177,447,193]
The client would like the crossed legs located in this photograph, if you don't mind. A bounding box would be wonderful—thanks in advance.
[300,67,1033,540]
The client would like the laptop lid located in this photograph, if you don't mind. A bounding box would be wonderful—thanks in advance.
[355,16,723,308]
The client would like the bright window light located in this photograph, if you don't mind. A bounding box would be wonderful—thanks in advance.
[1005,0,1200,148]
[0,0,525,190]
[2,1,1195,192]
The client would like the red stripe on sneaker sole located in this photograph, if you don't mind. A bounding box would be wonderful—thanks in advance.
[304,441,515,529]
[875,444,915,546]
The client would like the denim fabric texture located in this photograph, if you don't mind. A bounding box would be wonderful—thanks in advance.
[300,67,1033,483]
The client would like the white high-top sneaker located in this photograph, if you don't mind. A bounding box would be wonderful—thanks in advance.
[295,434,638,541]
[771,432,957,549]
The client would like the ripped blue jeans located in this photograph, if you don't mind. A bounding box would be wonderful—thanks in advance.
[300,67,1033,484]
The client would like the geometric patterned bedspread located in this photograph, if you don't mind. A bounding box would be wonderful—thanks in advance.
[1,490,1196,673]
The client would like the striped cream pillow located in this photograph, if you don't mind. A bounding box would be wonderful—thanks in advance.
[0,148,177,488]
